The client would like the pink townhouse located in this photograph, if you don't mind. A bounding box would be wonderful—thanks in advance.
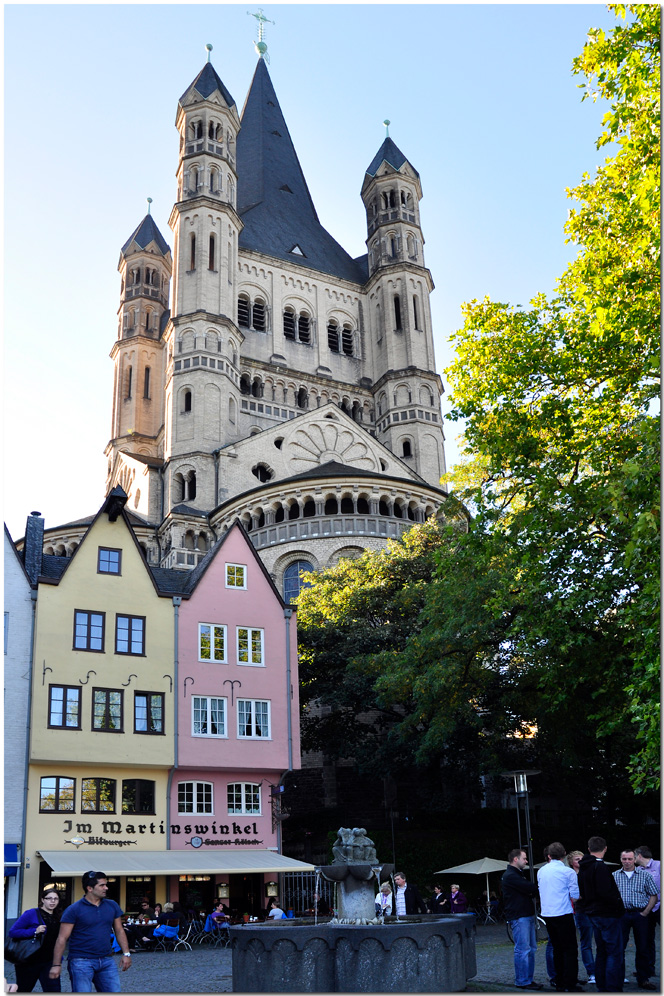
[168,522,302,915]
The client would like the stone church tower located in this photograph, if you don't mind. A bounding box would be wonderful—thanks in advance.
[99,46,448,599]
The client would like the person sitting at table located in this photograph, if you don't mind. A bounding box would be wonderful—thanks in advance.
[449,884,468,914]
[153,903,162,918]
[139,899,155,919]
[210,901,230,923]
[267,898,286,919]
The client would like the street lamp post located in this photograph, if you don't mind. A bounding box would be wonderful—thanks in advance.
[502,769,540,881]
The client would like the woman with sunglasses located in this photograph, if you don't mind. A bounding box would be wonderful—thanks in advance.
[8,888,62,992]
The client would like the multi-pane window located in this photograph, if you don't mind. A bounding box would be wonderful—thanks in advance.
[134,692,164,734]
[92,688,123,732]
[40,776,75,813]
[199,624,226,662]
[98,547,121,574]
[226,564,246,589]
[178,781,213,814]
[73,610,105,652]
[227,782,261,815]
[82,777,116,813]
[237,699,270,739]
[283,561,314,604]
[115,615,145,655]
[122,779,155,814]
[192,696,226,737]
[237,628,264,666]
[48,685,81,729]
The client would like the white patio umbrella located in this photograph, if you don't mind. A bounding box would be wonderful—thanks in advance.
[433,856,508,904]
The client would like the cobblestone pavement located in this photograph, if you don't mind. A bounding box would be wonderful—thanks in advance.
[5,922,659,993]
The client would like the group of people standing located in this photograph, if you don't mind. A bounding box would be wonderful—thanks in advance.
[374,874,468,917]
[502,838,659,993]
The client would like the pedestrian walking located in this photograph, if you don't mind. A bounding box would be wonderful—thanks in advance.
[7,888,62,993]
[49,871,131,993]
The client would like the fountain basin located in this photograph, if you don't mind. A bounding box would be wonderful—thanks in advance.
[230,914,476,992]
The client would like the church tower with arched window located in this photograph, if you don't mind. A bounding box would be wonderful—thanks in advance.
[99,40,451,595]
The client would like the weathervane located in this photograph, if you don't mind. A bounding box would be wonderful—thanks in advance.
[248,8,274,61]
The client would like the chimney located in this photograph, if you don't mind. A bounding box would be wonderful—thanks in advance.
[23,511,44,586]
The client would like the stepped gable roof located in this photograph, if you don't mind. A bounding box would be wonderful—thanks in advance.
[237,59,366,285]
[179,61,235,109]
[365,136,419,179]
[121,214,170,257]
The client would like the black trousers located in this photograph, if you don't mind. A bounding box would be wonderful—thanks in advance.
[14,959,61,993]
[545,912,579,991]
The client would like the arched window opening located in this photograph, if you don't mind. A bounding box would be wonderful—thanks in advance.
[390,237,397,258]
[324,497,338,515]
[195,121,203,140]
[187,472,197,501]
[229,397,236,424]
[357,497,370,514]
[394,295,402,331]
[274,437,283,450]
[208,234,216,270]
[302,500,316,518]
[274,505,285,523]
[143,367,151,399]
[251,378,262,398]
[380,459,388,471]
[379,500,390,516]
[238,296,250,329]
[197,533,208,552]
[190,233,196,270]
[183,390,192,413]
[184,530,195,550]
[252,300,266,332]
[351,401,361,422]
[389,189,397,209]
[240,376,251,396]
[296,387,308,409]
[406,505,415,521]
[251,463,273,483]
[298,313,311,344]
[208,121,215,139]
[413,295,420,330]
[288,503,300,520]
[283,309,296,340]
[340,497,354,514]
[327,321,340,353]
[339,400,350,416]
[256,511,265,528]
[342,326,354,356]
[283,561,314,604]
[402,440,412,458]
[125,366,133,400]
[393,502,404,519]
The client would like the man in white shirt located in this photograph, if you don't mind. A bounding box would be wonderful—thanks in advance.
[537,842,581,993]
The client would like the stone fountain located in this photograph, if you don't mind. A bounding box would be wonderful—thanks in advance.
[230,827,476,993]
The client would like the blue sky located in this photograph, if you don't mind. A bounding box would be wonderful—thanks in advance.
[3,3,618,540]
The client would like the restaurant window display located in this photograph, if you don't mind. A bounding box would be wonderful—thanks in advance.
[179,874,213,913]
[126,876,155,912]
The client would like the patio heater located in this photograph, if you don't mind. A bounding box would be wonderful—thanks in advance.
[503,769,540,881]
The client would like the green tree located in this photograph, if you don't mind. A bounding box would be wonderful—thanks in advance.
[444,4,659,791]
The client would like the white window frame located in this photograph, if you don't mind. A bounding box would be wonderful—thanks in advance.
[199,623,227,663]
[237,699,271,739]
[192,695,227,738]
[225,563,247,589]
[227,781,261,815]
[236,627,264,666]
[178,780,213,814]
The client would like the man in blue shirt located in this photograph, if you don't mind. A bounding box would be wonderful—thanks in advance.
[49,871,131,992]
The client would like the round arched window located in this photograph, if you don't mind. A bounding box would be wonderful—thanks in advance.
[283,561,314,604]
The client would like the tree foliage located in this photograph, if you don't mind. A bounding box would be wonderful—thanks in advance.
[445,4,659,791]
[296,6,659,802]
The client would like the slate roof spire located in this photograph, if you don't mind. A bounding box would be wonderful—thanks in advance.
[365,136,420,180]
[236,59,366,283]
[120,213,170,258]
[179,60,236,110]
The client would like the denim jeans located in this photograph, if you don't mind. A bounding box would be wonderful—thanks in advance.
[620,909,650,983]
[575,910,596,976]
[67,956,121,993]
[546,939,555,981]
[509,915,537,986]
[588,915,624,993]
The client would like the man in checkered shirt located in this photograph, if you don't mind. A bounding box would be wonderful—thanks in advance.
[612,849,658,990]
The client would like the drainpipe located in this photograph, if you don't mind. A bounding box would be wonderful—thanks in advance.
[18,589,38,914]
[213,449,221,508]
[283,608,294,773]
[166,596,181,901]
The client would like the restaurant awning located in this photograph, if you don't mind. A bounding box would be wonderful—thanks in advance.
[37,850,315,876]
